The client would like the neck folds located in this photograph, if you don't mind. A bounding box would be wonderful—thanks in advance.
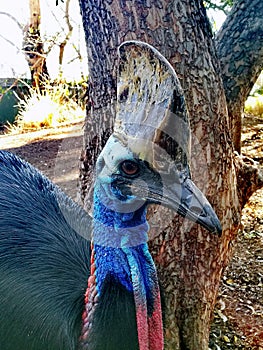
[81,191,164,350]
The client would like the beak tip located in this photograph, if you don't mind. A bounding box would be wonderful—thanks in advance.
[201,204,222,236]
[210,222,222,236]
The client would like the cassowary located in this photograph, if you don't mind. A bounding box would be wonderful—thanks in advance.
[0,41,221,350]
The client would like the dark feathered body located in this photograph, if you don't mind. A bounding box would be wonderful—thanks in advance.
[0,150,91,349]
[0,151,141,350]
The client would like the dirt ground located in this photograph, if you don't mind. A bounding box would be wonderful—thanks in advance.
[0,115,262,349]
[0,122,84,202]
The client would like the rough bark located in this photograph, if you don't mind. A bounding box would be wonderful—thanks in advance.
[23,0,49,90]
[78,0,262,349]
[216,0,263,152]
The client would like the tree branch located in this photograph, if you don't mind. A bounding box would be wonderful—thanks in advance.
[215,0,263,152]
[235,153,263,209]
[0,12,24,31]
[58,0,73,66]
[203,0,232,15]
[0,34,21,52]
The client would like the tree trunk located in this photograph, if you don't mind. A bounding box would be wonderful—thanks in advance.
[216,0,263,152]
[78,1,263,349]
[23,0,49,90]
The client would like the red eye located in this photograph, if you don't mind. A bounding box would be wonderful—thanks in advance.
[120,160,139,176]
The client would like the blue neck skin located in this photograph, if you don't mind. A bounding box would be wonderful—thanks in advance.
[92,187,156,299]
[93,187,149,248]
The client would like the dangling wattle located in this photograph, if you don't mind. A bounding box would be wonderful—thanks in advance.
[124,245,163,350]
[81,189,164,349]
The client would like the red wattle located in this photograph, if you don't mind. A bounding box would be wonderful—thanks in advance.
[136,292,164,350]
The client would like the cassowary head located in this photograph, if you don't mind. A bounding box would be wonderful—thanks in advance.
[94,41,221,236]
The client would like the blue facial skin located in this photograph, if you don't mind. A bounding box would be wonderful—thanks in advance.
[92,188,157,316]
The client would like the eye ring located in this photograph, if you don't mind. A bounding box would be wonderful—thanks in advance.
[120,160,139,176]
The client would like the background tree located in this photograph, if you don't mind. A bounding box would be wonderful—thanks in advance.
[78,0,263,349]
[23,0,49,90]
[204,0,233,14]
[23,0,82,87]
[0,0,87,84]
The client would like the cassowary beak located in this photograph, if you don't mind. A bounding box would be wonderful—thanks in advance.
[159,175,222,235]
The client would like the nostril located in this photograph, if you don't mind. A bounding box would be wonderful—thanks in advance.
[190,206,202,215]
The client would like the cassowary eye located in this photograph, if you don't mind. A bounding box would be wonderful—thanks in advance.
[120,160,139,176]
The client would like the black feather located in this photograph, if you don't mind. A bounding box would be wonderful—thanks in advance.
[86,275,139,350]
[0,151,91,350]
[0,151,164,350]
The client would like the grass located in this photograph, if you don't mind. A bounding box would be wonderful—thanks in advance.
[8,79,86,133]
[244,95,263,117]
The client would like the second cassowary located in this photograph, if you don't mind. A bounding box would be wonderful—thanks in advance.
[0,42,221,350]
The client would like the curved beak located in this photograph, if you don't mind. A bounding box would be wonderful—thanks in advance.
[155,176,222,235]
[169,179,221,234]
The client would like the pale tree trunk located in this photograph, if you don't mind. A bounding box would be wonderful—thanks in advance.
[78,1,263,349]
[23,0,49,90]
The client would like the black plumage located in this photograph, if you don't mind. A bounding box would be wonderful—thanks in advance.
[0,151,140,350]
[0,150,91,349]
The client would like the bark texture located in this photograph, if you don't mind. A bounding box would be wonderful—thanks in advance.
[216,0,263,152]
[78,0,262,349]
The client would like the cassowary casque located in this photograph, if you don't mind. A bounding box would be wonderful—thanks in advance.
[0,41,221,350]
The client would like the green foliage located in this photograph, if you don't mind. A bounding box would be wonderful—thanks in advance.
[0,80,32,127]
[254,86,263,95]
[0,90,18,125]
[204,0,233,15]
[252,74,263,96]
